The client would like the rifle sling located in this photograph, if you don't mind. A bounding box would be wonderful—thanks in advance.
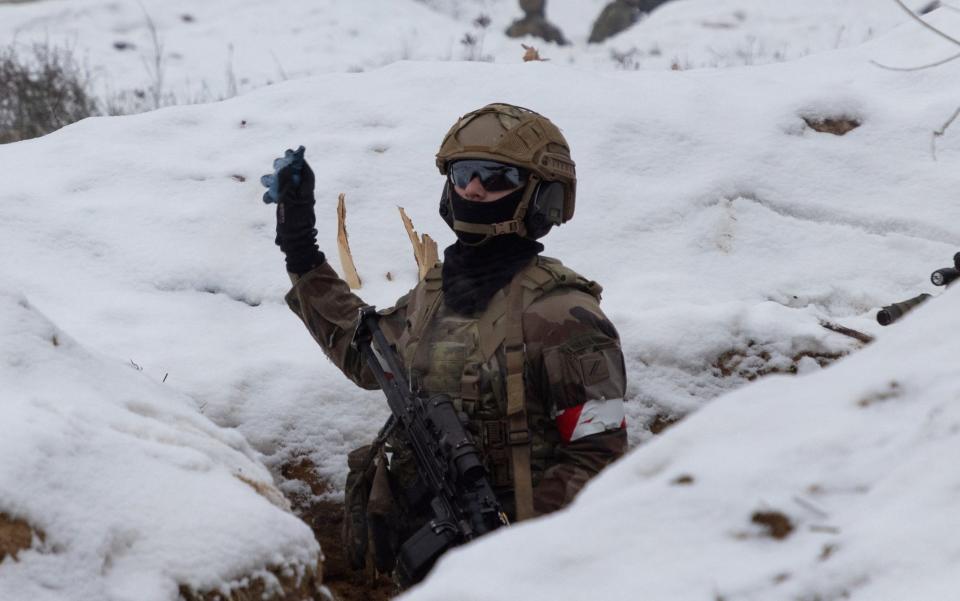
[505,275,534,521]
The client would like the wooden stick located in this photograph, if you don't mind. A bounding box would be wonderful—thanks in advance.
[819,320,874,345]
[336,193,362,289]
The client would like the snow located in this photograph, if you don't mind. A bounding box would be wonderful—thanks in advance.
[0,291,319,600]
[2,0,960,598]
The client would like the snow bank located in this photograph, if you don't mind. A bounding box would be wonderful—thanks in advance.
[401,270,960,601]
[0,291,320,601]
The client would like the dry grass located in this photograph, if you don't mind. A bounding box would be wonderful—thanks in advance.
[0,43,99,144]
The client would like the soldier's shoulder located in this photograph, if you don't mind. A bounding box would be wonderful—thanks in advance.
[523,276,619,348]
[520,256,603,300]
[408,261,444,299]
[380,262,442,318]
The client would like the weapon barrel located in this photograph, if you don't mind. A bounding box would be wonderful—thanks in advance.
[877,293,931,326]
[931,267,960,287]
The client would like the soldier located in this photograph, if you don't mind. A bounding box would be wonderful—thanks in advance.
[265,103,628,581]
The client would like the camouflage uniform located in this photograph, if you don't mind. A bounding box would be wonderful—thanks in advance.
[285,255,627,518]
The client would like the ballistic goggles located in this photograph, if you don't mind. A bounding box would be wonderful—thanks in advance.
[448,160,528,192]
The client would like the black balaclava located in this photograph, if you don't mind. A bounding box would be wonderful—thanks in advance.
[442,187,543,315]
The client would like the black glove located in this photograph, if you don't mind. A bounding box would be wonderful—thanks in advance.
[260,146,325,275]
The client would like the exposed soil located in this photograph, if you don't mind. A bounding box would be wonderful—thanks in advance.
[803,116,861,136]
[712,341,844,381]
[820,543,838,561]
[857,380,901,408]
[0,513,40,561]
[751,510,794,540]
[178,561,324,601]
[648,413,682,435]
[280,457,396,601]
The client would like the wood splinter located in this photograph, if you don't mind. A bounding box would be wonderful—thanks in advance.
[336,193,362,289]
[399,207,439,281]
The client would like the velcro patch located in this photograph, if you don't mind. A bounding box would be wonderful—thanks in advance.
[579,351,610,387]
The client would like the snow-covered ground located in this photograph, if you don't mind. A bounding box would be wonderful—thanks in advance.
[0,292,320,600]
[0,0,934,107]
[2,0,959,599]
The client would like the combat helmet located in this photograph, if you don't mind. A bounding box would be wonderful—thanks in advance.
[436,103,576,243]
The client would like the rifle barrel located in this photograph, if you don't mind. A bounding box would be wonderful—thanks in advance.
[931,267,960,287]
[877,293,931,326]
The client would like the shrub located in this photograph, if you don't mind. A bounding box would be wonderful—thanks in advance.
[0,43,100,144]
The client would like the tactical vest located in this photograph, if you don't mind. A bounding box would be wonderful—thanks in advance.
[389,255,602,519]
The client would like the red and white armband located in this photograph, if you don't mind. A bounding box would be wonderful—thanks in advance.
[555,398,626,443]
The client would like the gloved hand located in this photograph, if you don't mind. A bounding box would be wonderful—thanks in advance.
[261,146,325,275]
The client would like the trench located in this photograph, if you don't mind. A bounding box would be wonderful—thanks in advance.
[279,458,396,601]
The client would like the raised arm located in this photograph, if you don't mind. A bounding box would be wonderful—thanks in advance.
[261,146,407,388]
[286,264,409,390]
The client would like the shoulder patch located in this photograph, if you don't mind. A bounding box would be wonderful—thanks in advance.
[540,331,627,411]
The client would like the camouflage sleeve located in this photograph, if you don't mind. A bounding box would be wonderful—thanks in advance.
[284,262,409,390]
[533,429,627,515]
[523,288,629,515]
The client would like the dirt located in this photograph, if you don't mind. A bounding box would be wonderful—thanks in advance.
[0,512,40,562]
[803,116,861,136]
[857,380,901,407]
[820,543,838,561]
[751,510,794,540]
[712,341,844,381]
[648,413,682,434]
[280,457,397,601]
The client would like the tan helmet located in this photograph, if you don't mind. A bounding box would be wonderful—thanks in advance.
[436,103,576,241]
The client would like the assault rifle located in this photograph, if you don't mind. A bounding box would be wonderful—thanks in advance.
[877,252,960,326]
[352,306,508,586]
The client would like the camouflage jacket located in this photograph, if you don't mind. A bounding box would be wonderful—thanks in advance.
[286,256,627,518]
